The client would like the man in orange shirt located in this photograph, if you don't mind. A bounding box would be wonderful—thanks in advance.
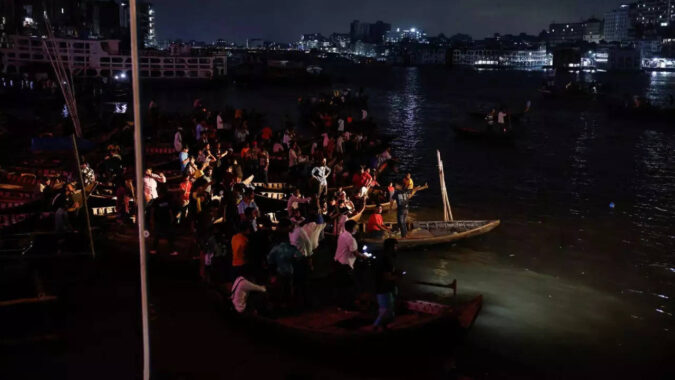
[366,205,390,239]
[231,222,252,279]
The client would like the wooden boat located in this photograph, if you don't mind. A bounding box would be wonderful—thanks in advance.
[220,280,482,344]
[365,184,428,211]
[347,198,367,221]
[252,181,354,193]
[359,220,500,249]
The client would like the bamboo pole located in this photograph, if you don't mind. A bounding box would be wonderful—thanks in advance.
[41,11,95,258]
[71,134,96,258]
[437,150,453,222]
[129,1,151,379]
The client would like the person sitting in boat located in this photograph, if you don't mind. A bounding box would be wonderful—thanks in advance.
[337,191,354,212]
[373,238,400,330]
[334,186,347,201]
[366,205,391,239]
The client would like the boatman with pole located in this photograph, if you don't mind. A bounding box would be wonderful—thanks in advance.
[393,181,411,238]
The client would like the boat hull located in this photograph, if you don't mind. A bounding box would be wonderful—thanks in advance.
[360,220,500,249]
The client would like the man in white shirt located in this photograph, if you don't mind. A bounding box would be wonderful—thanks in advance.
[334,220,367,269]
[231,276,266,313]
[311,158,331,202]
[143,168,166,203]
[334,220,367,309]
[497,109,507,125]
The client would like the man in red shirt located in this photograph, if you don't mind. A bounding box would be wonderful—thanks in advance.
[260,126,273,141]
[366,205,390,238]
[360,168,373,188]
[178,174,192,225]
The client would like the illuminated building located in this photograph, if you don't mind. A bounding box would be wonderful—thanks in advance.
[136,1,156,48]
[384,27,428,44]
[298,33,328,51]
[604,5,635,42]
[452,47,552,68]
[0,34,226,79]
[635,0,675,27]
[548,19,604,46]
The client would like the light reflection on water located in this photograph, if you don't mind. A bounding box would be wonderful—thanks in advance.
[386,67,423,175]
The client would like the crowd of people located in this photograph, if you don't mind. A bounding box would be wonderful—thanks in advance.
[13,88,416,329]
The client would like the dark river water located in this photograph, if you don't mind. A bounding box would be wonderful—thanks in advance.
[144,66,675,375]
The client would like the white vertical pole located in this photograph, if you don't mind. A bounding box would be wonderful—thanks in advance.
[437,150,454,222]
[129,1,151,379]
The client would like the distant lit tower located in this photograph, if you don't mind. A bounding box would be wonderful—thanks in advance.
[137,1,156,48]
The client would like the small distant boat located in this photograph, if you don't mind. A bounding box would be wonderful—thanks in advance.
[359,220,500,249]
[360,150,500,249]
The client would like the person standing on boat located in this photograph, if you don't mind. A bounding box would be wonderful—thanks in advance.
[258,150,270,185]
[374,238,399,330]
[393,183,411,238]
[231,222,253,280]
[143,168,166,204]
[237,190,259,221]
[311,158,331,205]
[178,145,190,172]
[334,220,368,309]
[497,108,508,129]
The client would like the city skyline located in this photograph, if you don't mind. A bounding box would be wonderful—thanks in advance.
[155,0,629,43]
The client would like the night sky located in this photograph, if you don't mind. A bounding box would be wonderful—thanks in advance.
[155,0,628,43]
